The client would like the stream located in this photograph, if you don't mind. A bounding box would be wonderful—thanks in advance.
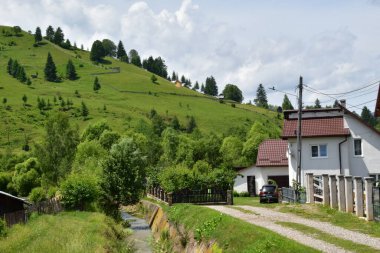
[121,211,153,253]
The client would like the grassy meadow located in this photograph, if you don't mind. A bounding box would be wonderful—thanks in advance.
[0,25,281,153]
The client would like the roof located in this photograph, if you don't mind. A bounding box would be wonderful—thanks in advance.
[0,191,30,205]
[256,139,288,167]
[375,84,380,117]
[282,117,350,139]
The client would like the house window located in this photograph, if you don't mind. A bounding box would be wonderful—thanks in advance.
[354,139,362,156]
[311,144,328,158]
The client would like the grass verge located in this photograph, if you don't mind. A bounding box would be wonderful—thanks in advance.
[164,203,319,253]
[277,221,378,253]
[0,211,133,253]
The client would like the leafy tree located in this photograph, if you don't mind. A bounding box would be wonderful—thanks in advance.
[12,26,22,36]
[11,158,42,196]
[161,128,180,163]
[34,27,42,43]
[186,116,197,133]
[254,84,268,108]
[102,39,116,57]
[204,76,218,96]
[101,138,146,219]
[81,121,111,141]
[193,81,200,90]
[44,52,57,82]
[90,40,106,62]
[151,74,157,83]
[34,113,79,184]
[99,130,121,150]
[223,84,243,103]
[81,101,89,118]
[242,133,268,165]
[53,27,64,45]
[93,76,101,91]
[129,49,142,67]
[45,26,55,41]
[220,136,244,167]
[28,187,46,203]
[282,95,294,110]
[361,106,377,127]
[314,98,322,108]
[66,59,77,80]
[116,40,127,61]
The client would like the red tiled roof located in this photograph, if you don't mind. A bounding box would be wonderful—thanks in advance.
[282,117,350,138]
[256,139,288,167]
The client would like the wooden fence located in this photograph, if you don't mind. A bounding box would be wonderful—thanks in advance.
[28,198,63,215]
[3,210,27,227]
[147,187,233,205]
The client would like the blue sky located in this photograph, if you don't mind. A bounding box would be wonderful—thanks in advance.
[1,0,379,112]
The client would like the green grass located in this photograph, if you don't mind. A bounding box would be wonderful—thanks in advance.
[277,221,379,253]
[164,203,319,253]
[0,25,282,153]
[234,197,380,238]
[0,211,132,253]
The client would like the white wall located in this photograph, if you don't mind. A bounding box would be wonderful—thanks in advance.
[234,166,288,194]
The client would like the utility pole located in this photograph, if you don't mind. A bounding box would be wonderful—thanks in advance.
[296,76,303,186]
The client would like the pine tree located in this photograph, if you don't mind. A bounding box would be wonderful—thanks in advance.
[254,84,268,108]
[45,25,54,41]
[34,27,42,43]
[333,100,340,108]
[193,81,200,90]
[2,98,7,107]
[361,106,377,127]
[81,101,89,117]
[44,52,57,82]
[201,84,205,92]
[116,40,127,61]
[93,77,101,91]
[22,94,27,106]
[186,116,197,133]
[204,76,218,96]
[7,58,13,75]
[66,59,77,80]
[282,95,294,110]
[53,27,64,45]
[17,66,27,82]
[151,74,157,83]
[171,116,180,130]
[171,71,177,81]
[314,98,322,109]
[11,60,19,77]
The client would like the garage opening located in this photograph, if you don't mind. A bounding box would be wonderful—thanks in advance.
[267,176,289,189]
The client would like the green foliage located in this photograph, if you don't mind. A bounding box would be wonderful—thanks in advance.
[101,138,146,219]
[61,173,99,210]
[0,172,12,191]
[44,52,57,82]
[158,165,192,192]
[90,40,105,62]
[66,59,77,80]
[143,56,168,78]
[222,84,243,103]
[160,128,179,164]
[129,49,142,67]
[242,133,268,164]
[101,39,116,57]
[0,218,7,237]
[93,76,101,91]
[116,40,128,61]
[194,214,223,241]
[99,130,121,150]
[81,121,111,141]
[53,27,64,45]
[81,101,89,118]
[45,25,54,41]
[282,95,294,110]
[34,113,79,184]
[254,84,268,108]
[151,74,157,83]
[11,158,42,196]
[73,141,107,174]
[220,136,244,167]
[28,187,46,203]
[204,76,218,96]
[33,27,42,43]
[314,98,322,108]
[361,106,377,127]
[186,116,197,133]
[170,116,180,130]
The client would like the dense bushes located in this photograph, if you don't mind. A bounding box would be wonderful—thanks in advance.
[0,218,7,237]
[29,187,46,203]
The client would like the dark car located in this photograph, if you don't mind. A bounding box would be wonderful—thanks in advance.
[259,184,279,203]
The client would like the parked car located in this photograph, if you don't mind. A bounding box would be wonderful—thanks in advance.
[259,184,279,203]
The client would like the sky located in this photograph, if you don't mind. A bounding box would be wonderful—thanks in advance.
[1,0,380,112]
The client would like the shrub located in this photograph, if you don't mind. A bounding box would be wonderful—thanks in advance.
[29,187,46,203]
[0,218,7,237]
[81,121,111,141]
[47,186,58,198]
[99,130,120,150]
[0,172,12,191]
[61,173,99,211]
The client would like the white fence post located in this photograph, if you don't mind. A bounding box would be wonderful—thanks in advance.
[354,176,363,217]
[306,173,314,204]
[329,175,338,209]
[344,176,353,213]
[364,177,374,221]
[322,174,329,206]
[337,175,346,212]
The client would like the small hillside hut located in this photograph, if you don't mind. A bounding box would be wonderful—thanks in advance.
[0,191,30,227]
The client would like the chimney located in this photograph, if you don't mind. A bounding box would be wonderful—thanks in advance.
[340,99,346,107]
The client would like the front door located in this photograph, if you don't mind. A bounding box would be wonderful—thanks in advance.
[247,176,256,196]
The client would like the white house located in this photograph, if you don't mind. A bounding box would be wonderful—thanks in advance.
[234,139,289,196]
[283,102,380,185]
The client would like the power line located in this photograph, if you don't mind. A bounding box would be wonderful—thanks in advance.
[267,86,298,97]
[347,99,377,108]
[308,80,379,96]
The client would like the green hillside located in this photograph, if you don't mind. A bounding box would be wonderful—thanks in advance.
[0,25,281,152]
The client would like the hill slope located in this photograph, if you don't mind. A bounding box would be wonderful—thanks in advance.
[0,25,281,152]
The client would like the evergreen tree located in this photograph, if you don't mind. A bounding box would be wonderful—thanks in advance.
[333,100,340,108]
[93,77,101,91]
[314,98,322,108]
[361,106,377,127]
[171,71,177,81]
[81,101,89,117]
[201,84,205,92]
[44,52,58,82]
[90,40,105,62]
[3,98,7,107]
[17,66,27,82]
[11,60,19,77]
[193,81,200,90]
[45,25,55,41]
[181,75,186,84]
[53,27,64,45]
[222,84,243,103]
[129,49,142,67]
[254,84,268,108]
[171,116,180,130]
[151,74,157,83]
[62,39,71,49]
[186,116,197,133]
[282,95,294,110]
[116,40,127,61]
[66,59,77,80]
[7,58,13,75]
[204,76,218,96]
[34,27,42,43]
[22,94,27,105]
